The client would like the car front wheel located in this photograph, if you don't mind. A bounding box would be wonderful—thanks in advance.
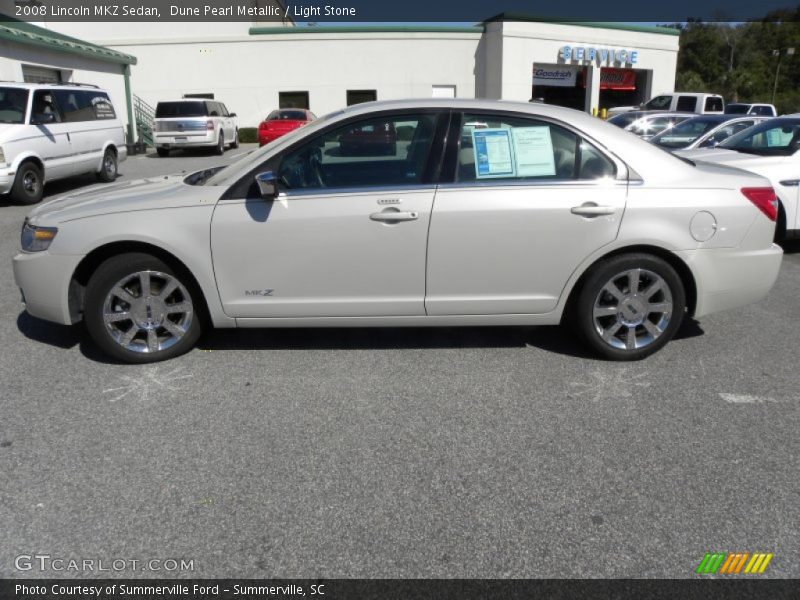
[11,161,44,205]
[84,253,202,363]
[574,254,686,360]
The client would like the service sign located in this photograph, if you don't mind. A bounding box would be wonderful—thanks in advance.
[560,46,639,65]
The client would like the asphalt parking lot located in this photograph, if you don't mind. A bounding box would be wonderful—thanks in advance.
[1,147,799,579]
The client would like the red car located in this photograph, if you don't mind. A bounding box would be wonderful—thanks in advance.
[258,109,315,146]
[338,120,397,156]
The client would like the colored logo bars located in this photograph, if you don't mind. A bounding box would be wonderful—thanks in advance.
[696,552,774,574]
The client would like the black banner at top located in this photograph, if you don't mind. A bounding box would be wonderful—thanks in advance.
[3,0,800,23]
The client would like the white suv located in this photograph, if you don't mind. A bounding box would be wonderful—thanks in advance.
[0,82,127,205]
[153,99,238,156]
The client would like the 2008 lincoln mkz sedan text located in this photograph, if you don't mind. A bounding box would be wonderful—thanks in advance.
[12,99,783,363]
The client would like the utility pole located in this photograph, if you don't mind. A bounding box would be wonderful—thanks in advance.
[772,47,795,105]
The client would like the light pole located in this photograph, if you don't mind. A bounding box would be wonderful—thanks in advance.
[772,47,795,105]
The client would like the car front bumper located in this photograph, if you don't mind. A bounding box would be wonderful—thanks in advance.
[678,243,783,318]
[13,251,82,325]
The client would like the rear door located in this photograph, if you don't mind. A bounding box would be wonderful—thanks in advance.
[425,111,627,316]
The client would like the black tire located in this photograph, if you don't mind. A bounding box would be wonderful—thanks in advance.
[10,161,44,205]
[96,147,118,182]
[231,129,239,149]
[84,253,203,364]
[156,147,170,157]
[572,253,686,361]
[215,131,224,155]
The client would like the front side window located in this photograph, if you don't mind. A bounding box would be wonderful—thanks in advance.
[456,113,615,182]
[720,119,800,156]
[278,113,437,190]
[0,87,29,124]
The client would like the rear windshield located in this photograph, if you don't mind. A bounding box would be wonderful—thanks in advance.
[268,110,307,120]
[720,119,800,156]
[724,104,749,114]
[652,117,724,149]
[0,87,29,124]
[608,112,640,128]
[156,101,207,118]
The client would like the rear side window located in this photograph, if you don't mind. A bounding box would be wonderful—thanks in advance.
[705,97,724,112]
[52,89,115,122]
[676,96,697,112]
[155,102,207,118]
[456,113,615,182]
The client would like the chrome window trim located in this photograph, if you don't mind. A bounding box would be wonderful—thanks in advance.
[453,110,631,183]
[436,179,629,191]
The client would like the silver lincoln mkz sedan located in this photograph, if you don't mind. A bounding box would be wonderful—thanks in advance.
[13,99,783,363]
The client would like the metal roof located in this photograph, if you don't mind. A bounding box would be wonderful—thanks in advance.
[0,18,137,65]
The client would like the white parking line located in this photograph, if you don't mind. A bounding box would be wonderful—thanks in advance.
[718,393,777,404]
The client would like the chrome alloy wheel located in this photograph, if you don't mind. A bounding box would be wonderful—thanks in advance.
[102,270,193,354]
[103,153,116,176]
[592,268,673,351]
[22,170,40,194]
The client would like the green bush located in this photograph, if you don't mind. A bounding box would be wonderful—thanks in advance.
[238,127,258,144]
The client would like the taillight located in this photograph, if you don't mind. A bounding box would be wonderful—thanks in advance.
[206,120,214,130]
[741,187,778,221]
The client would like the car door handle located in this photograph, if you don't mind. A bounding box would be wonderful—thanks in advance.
[370,211,419,222]
[570,203,617,217]
[779,179,800,187]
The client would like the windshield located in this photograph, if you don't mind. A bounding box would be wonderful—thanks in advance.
[204,110,343,186]
[644,95,672,110]
[156,101,207,118]
[724,104,749,114]
[719,119,800,156]
[652,118,724,149]
[0,87,29,124]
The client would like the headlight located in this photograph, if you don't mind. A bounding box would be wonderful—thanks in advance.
[21,221,57,252]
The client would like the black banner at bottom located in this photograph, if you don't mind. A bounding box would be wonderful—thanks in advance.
[2,579,799,600]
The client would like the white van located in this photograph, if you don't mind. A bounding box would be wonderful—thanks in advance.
[0,82,127,205]
[608,93,725,118]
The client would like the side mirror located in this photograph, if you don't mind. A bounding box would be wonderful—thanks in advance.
[229,112,237,118]
[31,113,55,125]
[255,171,277,199]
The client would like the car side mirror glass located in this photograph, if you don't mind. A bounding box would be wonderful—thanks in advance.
[255,171,277,199]
[229,112,237,118]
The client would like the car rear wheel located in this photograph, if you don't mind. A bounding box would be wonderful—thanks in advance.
[96,148,117,182]
[84,253,202,363]
[215,132,224,155]
[10,161,44,205]
[573,254,686,360]
[231,129,239,149]
[156,147,170,157]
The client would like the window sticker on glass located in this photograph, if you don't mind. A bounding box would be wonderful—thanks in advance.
[472,129,515,178]
[766,128,793,147]
[511,126,556,177]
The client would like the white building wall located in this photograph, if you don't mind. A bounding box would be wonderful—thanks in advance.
[105,32,482,126]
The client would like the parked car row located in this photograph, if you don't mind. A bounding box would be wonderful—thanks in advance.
[13,99,783,364]
[609,106,797,241]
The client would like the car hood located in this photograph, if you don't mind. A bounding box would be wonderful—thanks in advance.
[26,174,223,225]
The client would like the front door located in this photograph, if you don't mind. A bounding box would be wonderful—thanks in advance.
[211,111,442,318]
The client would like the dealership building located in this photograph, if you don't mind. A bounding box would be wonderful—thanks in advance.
[21,12,679,135]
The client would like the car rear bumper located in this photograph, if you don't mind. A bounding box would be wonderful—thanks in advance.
[154,131,216,148]
[13,251,81,325]
[677,244,783,318]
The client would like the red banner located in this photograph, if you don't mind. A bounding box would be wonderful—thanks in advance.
[600,68,636,90]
